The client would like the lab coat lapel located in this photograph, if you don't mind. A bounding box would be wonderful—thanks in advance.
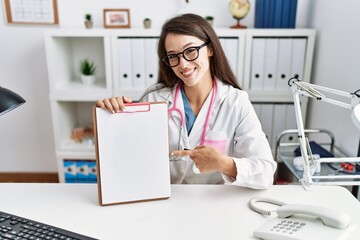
[208,79,229,126]
[168,84,191,150]
[188,79,229,147]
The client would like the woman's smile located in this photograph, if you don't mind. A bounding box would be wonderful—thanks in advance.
[181,67,196,78]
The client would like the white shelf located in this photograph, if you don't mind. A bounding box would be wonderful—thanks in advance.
[245,28,316,37]
[45,33,112,96]
[249,91,294,102]
[60,139,95,152]
[45,28,316,182]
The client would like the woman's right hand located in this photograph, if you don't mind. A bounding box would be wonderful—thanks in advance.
[96,96,133,113]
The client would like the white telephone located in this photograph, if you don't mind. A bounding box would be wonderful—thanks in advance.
[249,197,355,240]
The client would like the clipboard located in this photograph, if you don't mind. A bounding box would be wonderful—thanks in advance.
[93,102,171,206]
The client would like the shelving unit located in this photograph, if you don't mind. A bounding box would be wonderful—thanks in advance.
[44,28,315,183]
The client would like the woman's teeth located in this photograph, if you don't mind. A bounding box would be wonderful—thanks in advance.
[182,68,195,76]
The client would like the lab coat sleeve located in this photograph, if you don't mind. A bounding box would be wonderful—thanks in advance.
[222,94,277,189]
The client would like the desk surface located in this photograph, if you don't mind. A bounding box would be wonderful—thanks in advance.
[0,183,359,240]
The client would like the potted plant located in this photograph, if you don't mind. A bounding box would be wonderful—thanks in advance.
[84,13,93,29]
[143,18,151,29]
[205,16,214,26]
[80,59,96,85]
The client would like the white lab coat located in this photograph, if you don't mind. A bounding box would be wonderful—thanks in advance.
[142,78,277,189]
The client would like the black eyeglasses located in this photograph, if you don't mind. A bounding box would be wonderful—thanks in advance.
[162,42,209,67]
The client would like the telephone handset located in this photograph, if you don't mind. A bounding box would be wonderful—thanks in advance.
[249,197,355,240]
[277,204,349,229]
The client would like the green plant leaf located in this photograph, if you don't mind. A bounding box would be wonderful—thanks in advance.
[80,59,96,75]
[85,13,92,21]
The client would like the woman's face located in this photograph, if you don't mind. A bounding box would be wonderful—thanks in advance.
[164,33,212,87]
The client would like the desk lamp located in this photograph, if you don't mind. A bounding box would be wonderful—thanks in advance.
[0,86,26,116]
[289,77,360,188]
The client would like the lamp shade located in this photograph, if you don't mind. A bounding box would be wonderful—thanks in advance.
[0,86,26,116]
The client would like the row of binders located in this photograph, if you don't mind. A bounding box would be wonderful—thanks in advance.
[63,160,97,183]
[253,103,296,151]
[250,37,307,91]
[116,38,158,90]
[116,37,239,91]
[255,0,298,28]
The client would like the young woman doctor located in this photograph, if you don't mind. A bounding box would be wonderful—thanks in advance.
[96,13,276,189]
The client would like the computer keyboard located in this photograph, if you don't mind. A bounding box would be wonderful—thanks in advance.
[0,210,97,240]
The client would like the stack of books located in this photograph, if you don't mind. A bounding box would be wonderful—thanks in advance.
[255,0,297,28]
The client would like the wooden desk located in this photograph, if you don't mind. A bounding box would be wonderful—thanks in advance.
[0,183,359,240]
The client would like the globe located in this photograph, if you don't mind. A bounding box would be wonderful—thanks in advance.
[229,0,250,29]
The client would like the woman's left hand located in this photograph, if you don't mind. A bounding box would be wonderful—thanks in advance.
[171,145,237,177]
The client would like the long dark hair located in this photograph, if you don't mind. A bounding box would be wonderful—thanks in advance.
[157,13,241,90]
[140,14,241,100]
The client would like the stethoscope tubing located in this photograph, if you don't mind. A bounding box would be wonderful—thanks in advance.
[168,80,217,155]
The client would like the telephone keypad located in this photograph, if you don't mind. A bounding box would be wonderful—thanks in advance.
[254,215,354,240]
[270,220,306,235]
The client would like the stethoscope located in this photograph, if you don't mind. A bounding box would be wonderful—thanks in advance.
[168,79,217,160]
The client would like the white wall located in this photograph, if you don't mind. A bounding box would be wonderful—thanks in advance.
[306,0,360,156]
[0,0,357,172]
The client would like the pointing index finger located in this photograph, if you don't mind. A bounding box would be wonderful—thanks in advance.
[171,148,192,157]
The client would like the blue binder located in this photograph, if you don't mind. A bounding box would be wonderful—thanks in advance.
[88,161,97,183]
[263,0,270,28]
[63,160,76,183]
[268,0,276,28]
[255,0,265,28]
[273,0,284,28]
[281,0,291,28]
[289,0,298,28]
[76,161,89,183]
